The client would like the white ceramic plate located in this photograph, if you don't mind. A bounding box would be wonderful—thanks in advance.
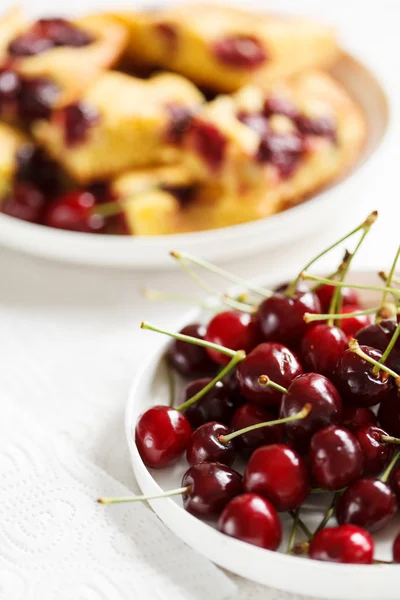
[0,53,389,268]
[126,271,400,599]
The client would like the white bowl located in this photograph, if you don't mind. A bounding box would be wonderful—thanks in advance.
[0,53,389,268]
[126,271,400,599]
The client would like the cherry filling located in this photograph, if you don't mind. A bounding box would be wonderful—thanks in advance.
[1,183,46,223]
[0,69,20,114]
[187,119,227,172]
[161,184,197,207]
[54,102,100,147]
[211,35,267,69]
[165,104,193,144]
[0,68,60,123]
[154,22,178,53]
[44,190,106,233]
[263,97,299,120]
[257,131,305,178]
[237,111,270,137]
[8,18,93,57]
[15,144,63,196]
[296,115,337,143]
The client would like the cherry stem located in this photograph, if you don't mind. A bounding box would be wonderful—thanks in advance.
[285,211,378,298]
[178,350,245,412]
[348,338,400,383]
[140,321,237,358]
[304,306,385,324]
[293,541,310,555]
[379,245,400,314]
[380,273,400,287]
[374,320,400,375]
[222,294,256,314]
[170,251,273,298]
[286,508,299,554]
[311,487,346,494]
[381,450,400,483]
[288,510,313,540]
[311,267,341,292]
[164,355,175,408]
[220,403,312,443]
[380,435,400,445]
[258,374,287,395]
[302,273,400,298]
[98,486,190,505]
[314,492,340,534]
[92,201,123,217]
[142,288,216,312]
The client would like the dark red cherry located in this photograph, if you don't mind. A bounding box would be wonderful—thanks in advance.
[393,532,400,563]
[221,369,246,406]
[390,462,400,501]
[218,493,282,550]
[280,373,342,449]
[300,324,348,377]
[257,291,321,348]
[230,403,282,458]
[44,190,106,233]
[186,421,235,466]
[15,145,62,196]
[0,68,20,113]
[336,478,397,532]
[211,35,267,68]
[8,18,92,57]
[340,305,372,339]
[1,183,45,223]
[135,405,192,468]
[236,342,303,406]
[378,388,400,437]
[179,378,235,429]
[341,406,377,432]
[165,104,193,144]
[353,425,394,476]
[167,323,216,378]
[205,311,259,365]
[356,319,400,374]
[18,76,60,122]
[309,525,373,564]
[295,115,337,142]
[181,462,242,517]
[315,283,360,313]
[187,119,226,172]
[334,346,392,407]
[244,444,310,510]
[257,131,304,178]
[309,426,363,490]
[263,97,298,120]
[237,112,270,137]
[273,280,309,295]
[55,101,99,147]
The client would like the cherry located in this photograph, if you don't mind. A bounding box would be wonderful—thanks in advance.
[218,493,282,550]
[393,532,400,563]
[55,102,99,147]
[230,403,282,458]
[356,319,400,374]
[236,342,303,406]
[8,18,92,57]
[18,76,60,122]
[165,104,193,144]
[211,35,267,69]
[273,280,309,295]
[257,131,305,179]
[135,405,192,468]
[336,478,397,532]
[237,112,270,137]
[341,406,377,432]
[44,190,106,233]
[295,115,337,142]
[179,378,236,429]
[182,462,243,517]
[221,369,246,406]
[309,426,363,490]
[340,305,372,339]
[15,145,62,197]
[315,283,360,313]
[279,373,342,449]
[334,346,392,407]
[257,290,321,349]
[1,183,45,223]
[205,311,259,365]
[353,425,394,477]
[186,421,236,466]
[390,462,400,501]
[309,525,373,564]
[378,388,400,437]
[300,324,348,377]
[186,120,227,172]
[244,444,310,510]
[0,68,20,114]
[167,323,216,378]
[264,97,298,120]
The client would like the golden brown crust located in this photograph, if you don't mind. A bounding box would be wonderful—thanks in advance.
[0,122,28,199]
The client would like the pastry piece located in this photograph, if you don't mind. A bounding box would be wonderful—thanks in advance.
[113,4,339,92]
[0,123,27,199]
[181,70,366,203]
[33,71,204,184]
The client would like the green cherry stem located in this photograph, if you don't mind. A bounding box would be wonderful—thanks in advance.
[381,450,400,483]
[219,403,312,444]
[286,508,299,554]
[288,510,313,540]
[348,338,400,383]
[98,486,190,505]
[258,374,287,395]
[314,492,340,534]
[304,305,397,324]
[222,294,256,314]
[301,273,400,298]
[378,245,400,315]
[178,350,245,413]
[373,320,400,375]
[92,201,123,217]
[142,288,216,312]
[380,435,400,445]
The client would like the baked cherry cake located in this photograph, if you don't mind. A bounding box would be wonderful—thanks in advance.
[0,4,366,236]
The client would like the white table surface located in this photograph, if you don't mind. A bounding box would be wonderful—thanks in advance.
[0,1,399,598]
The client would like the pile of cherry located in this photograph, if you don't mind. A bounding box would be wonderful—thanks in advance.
[100,211,400,565]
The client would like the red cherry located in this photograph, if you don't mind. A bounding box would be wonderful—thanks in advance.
[18,76,60,122]
[315,284,361,313]
[205,311,259,365]
[378,388,400,437]
[167,323,216,378]
[211,35,267,68]
[165,104,193,144]
[236,342,303,406]
[393,532,400,562]
[309,525,373,564]
[356,320,400,374]
[264,97,299,120]
[353,425,394,477]
[309,426,363,490]
[1,183,45,223]
[300,324,348,377]
[230,403,282,458]
[8,18,92,57]
[55,101,99,147]
[257,131,305,179]
[340,305,372,339]
[389,462,400,500]
[186,119,227,172]
[44,190,106,233]
[341,406,377,432]
[244,444,310,510]
[181,462,242,517]
[295,115,337,142]
[280,373,342,450]
[186,421,236,466]
[218,493,282,550]
[135,405,191,468]
[336,478,397,532]
[179,378,236,429]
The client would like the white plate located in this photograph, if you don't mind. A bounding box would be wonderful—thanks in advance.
[0,53,390,268]
[126,271,400,599]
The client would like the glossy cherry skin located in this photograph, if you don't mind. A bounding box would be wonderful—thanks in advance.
[336,478,398,532]
[244,444,310,510]
[393,532,400,562]
[135,406,192,469]
[257,291,321,349]
[167,323,216,378]
[340,305,372,339]
[356,319,400,374]
[309,525,373,564]
[334,346,392,407]
[315,284,360,313]
[300,325,348,377]
[389,463,400,501]
[353,425,394,477]
[378,388,400,437]
[179,378,236,429]
[205,311,260,365]
[181,462,242,517]
[1,183,45,223]
[236,342,303,406]
[280,373,342,450]
[186,422,235,466]
[341,406,377,432]
[218,493,282,550]
[44,191,106,233]
[230,403,282,458]
[309,426,363,490]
